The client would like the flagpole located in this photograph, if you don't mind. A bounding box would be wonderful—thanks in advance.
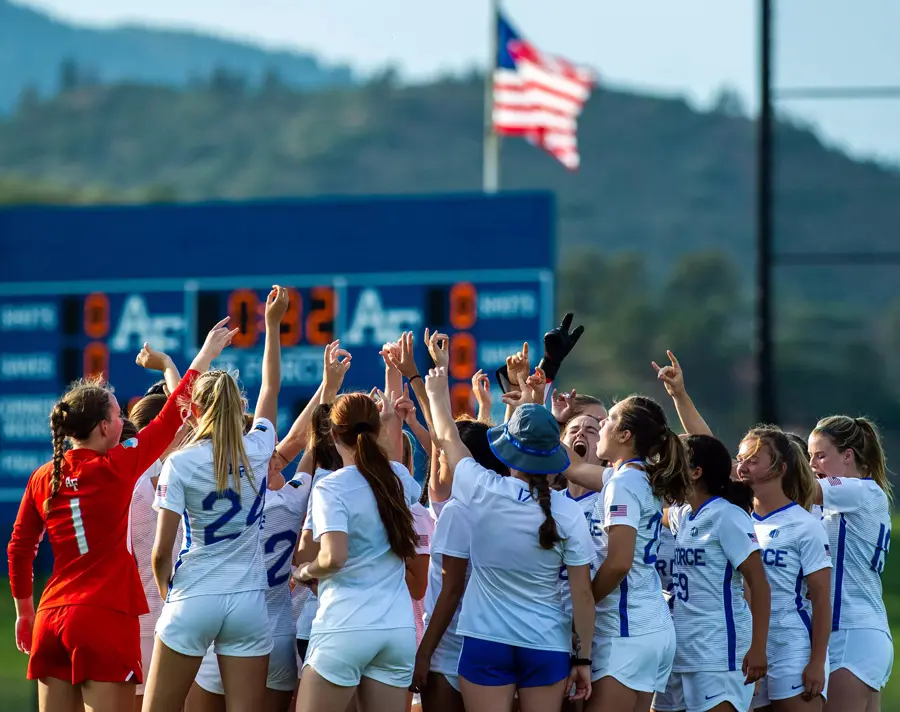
[483,0,500,193]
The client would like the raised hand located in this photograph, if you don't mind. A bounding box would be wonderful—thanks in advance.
[540,313,584,382]
[651,350,685,398]
[472,369,492,414]
[135,343,173,372]
[374,388,397,421]
[384,331,420,380]
[424,366,449,400]
[424,328,450,370]
[506,343,530,389]
[551,388,577,423]
[322,340,352,402]
[393,383,417,424]
[525,366,548,405]
[192,317,239,372]
[265,285,290,327]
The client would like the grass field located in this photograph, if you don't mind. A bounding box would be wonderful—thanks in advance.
[1,519,898,711]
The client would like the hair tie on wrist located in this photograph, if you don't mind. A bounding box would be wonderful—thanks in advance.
[409,374,422,383]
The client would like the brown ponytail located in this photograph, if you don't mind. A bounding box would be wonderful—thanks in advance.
[331,394,417,560]
[616,395,690,503]
[525,474,560,549]
[308,404,342,473]
[44,377,114,515]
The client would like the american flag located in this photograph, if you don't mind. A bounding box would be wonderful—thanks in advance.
[827,477,842,487]
[609,504,628,518]
[156,484,167,498]
[748,532,759,544]
[493,12,595,170]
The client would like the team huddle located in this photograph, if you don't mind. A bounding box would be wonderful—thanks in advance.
[6,290,894,712]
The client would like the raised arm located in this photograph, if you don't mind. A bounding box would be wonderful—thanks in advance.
[385,331,436,439]
[651,350,712,437]
[472,369,493,424]
[275,382,324,467]
[135,344,182,395]
[255,286,289,426]
[424,367,472,475]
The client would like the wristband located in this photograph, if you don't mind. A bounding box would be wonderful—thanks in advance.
[570,656,591,667]
[409,374,422,383]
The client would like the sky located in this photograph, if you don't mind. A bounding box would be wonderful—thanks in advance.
[17,0,900,163]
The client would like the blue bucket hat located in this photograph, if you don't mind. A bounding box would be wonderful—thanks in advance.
[487,404,570,476]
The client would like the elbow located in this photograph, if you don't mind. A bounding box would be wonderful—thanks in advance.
[607,557,631,580]
[320,551,347,572]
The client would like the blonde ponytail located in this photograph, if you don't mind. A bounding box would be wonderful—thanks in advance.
[189,371,255,494]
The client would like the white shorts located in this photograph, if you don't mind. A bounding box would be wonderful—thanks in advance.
[829,628,893,690]
[591,626,676,693]
[752,657,830,707]
[443,672,460,692]
[156,590,274,658]
[305,627,416,688]
[682,670,753,712]
[652,671,684,711]
[136,636,155,696]
[195,634,298,694]
[430,630,463,678]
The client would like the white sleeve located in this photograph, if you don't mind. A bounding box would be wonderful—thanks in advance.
[432,505,471,560]
[819,477,868,513]
[451,457,492,506]
[718,508,761,569]
[411,503,433,555]
[245,417,277,453]
[562,512,596,566]
[391,462,422,506]
[153,457,185,514]
[668,504,689,536]
[798,519,833,576]
[303,469,331,532]
[603,475,642,531]
[311,479,349,541]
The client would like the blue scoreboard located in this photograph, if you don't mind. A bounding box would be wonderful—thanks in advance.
[0,192,555,524]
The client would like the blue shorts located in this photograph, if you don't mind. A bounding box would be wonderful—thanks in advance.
[458,637,570,688]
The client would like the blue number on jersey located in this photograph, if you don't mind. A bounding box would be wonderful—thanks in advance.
[870,524,891,574]
[676,572,689,602]
[202,479,267,546]
[265,529,300,588]
[643,511,663,564]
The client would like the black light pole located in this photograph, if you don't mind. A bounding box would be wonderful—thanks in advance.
[756,0,776,424]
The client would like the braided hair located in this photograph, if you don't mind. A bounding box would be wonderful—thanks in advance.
[45,377,114,515]
[524,474,561,549]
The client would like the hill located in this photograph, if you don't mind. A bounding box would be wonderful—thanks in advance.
[0,0,354,112]
[1,73,899,290]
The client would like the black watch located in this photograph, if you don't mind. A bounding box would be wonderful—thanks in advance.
[570,656,591,667]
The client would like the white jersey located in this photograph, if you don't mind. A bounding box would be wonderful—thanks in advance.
[452,458,595,653]
[558,489,601,619]
[296,468,332,639]
[656,523,677,613]
[819,476,891,634]
[261,474,311,637]
[310,462,421,634]
[423,499,472,670]
[752,502,832,663]
[669,498,760,673]
[154,417,275,602]
[130,461,181,637]
[592,464,671,637]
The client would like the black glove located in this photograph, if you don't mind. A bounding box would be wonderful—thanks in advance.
[538,313,584,382]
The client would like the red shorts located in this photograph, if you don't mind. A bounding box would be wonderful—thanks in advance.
[29,605,142,685]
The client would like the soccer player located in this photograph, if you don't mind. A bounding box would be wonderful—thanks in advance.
[189,443,311,712]
[7,319,236,712]
[562,395,690,712]
[668,435,770,712]
[142,286,288,712]
[736,426,832,711]
[292,392,422,712]
[425,367,595,712]
[808,416,893,712]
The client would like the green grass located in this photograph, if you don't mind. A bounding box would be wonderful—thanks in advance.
[1,522,898,711]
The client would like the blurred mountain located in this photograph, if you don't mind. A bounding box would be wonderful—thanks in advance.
[2,71,898,303]
[0,0,354,112]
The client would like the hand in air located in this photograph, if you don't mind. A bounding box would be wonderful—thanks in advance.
[135,343,173,372]
[541,313,585,382]
[525,367,548,405]
[472,369,492,410]
[265,285,290,327]
[424,367,449,400]
[506,343,530,389]
[551,388,577,423]
[424,329,450,370]
[322,340,351,399]
[651,350,685,398]
[383,331,420,380]
[393,383,417,425]
[198,317,239,362]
